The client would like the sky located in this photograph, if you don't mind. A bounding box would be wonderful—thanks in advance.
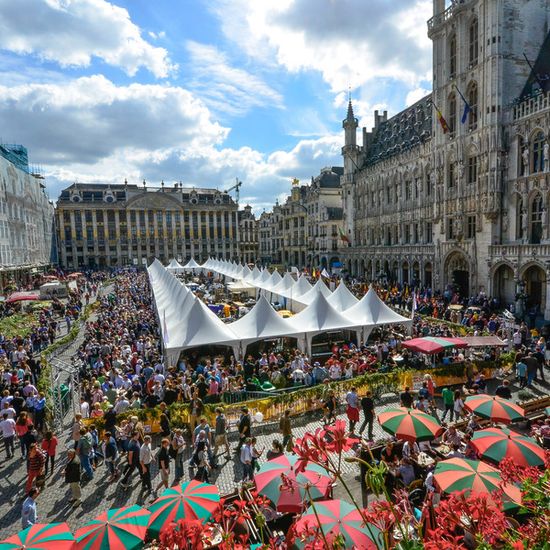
[0,0,433,213]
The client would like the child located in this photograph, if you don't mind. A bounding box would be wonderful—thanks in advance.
[41,431,58,476]
[251,437,263,473]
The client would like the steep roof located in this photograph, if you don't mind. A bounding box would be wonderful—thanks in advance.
[519,31,550,99]
[365,94,432,167]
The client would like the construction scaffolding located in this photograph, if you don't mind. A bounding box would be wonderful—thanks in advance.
[48,357,81,433]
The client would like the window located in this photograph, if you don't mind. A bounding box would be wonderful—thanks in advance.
[467,155,478,184]
[404,224,410,244]
[426,222,433,243]
[467,215,476,239]
[448,162,455,188]
[468,82,478,131]
[531,131,545,173]
[386,186,391,204]
[405,180,412,200]
[449,34,457,78]
[530,194,543,244]
[469,19,479,65]
[448,94,457,136]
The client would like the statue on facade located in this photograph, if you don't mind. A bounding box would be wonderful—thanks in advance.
[544,141,549,172]
[521,209,528,235]
[522,147,530,173]
[454,215,463,237]
[458,161,465,180]
[542,208,548,238]
[502,211,509,232]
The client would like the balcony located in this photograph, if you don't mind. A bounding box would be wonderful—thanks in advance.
[513,91,550,121]
[489,243,550,261]
[427,0,473,36]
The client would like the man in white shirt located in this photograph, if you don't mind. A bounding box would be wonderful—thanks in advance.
[80,398,90,419]
[139,435,153,493]
[240,438,253,481]
[0,412,16,458]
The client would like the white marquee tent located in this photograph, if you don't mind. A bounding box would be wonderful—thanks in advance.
[166,258,185,274]
[327,280,359,312]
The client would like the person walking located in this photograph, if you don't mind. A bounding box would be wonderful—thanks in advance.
[213,407,230,460]
[516,358,528,388]
[41,431,58,477]
[279,410,293,452]
[322,390,337,425]
[25,443,46,494]
[103,431,119,481]
[171,429,185,482]
[194,440,210,483]
[359,390,375,440]
[62,449,81,507]
[77,428,94,481]
[453,390,465,419]
[154,438,171,497]
[139,435,153,494]
[441,387,455,422]
[400,387,413,408]
[240,437,253,481]
[0,412,16,459]
[120,431,141,488]
[345,387,360,434]
[236,407,251,453]
[21,489,39,529]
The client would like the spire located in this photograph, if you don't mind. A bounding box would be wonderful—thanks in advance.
[346,98,355,122]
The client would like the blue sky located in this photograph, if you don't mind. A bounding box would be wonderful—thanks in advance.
[0,0,433,212]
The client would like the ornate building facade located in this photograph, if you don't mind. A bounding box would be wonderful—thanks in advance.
[341,0,550,319]
[259,167,344,270]
[238,204,259,265]
[0,144,54,287]
[56,182,241,268]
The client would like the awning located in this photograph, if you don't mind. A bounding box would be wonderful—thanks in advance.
[6,291,40,303]
[461,336,507,347]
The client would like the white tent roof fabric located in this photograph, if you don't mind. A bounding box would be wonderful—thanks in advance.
[149,260,411,363]
[296,278,333,305]
[166,258,185,273]
[183,258,201,269]
[327,280,360,312]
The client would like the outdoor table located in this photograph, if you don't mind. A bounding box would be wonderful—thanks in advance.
[415,452,435,468]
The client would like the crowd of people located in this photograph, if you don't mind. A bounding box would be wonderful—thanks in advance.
[1,267,548,530]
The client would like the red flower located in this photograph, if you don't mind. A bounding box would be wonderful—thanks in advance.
[323,420,354,454]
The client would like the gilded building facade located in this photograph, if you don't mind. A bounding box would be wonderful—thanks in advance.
[0,144,54,285]
[341,0,550,320]
[56,182,240,268]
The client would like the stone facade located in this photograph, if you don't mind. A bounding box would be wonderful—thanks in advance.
[259,168,344,270]
[0,144,54,280]
[56,182,242,268]
[238,205,259,265]
[341,0,550,320]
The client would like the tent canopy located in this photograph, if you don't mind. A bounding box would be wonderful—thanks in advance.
[326,280,359,312]
[166,258,185,273]
[183,258,201,270]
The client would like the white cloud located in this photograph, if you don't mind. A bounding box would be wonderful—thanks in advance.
[0,0,175,77]
[406,87,431,106]
[208,0,432,93]
[186,41,283,116]
[0,75,228,164]
[0,73,342,212]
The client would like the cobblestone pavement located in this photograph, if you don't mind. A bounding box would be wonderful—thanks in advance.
[0,332,548,538]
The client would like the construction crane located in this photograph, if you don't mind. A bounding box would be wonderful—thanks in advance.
[225,178,242,204]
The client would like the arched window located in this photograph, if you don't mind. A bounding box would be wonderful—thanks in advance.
[449,35,457,78]
[448,161,455,188]
[448,93,457,136]
[530,194,543,244]
[467,155,478,184]
[469,18,479,66]
[467,82,478,131]
[531,131,545,173]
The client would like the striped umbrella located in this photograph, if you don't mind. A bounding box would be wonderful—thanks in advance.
[147,480,220,539]
[0,523,74,550]
[471,427,546,467]
[377,407,444,442]
[464,394,525,424]
[254,454,332,513]
[75,506,150,550]
[401,337,467,354]
[434,458,521,509]
[293,500,382,549]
